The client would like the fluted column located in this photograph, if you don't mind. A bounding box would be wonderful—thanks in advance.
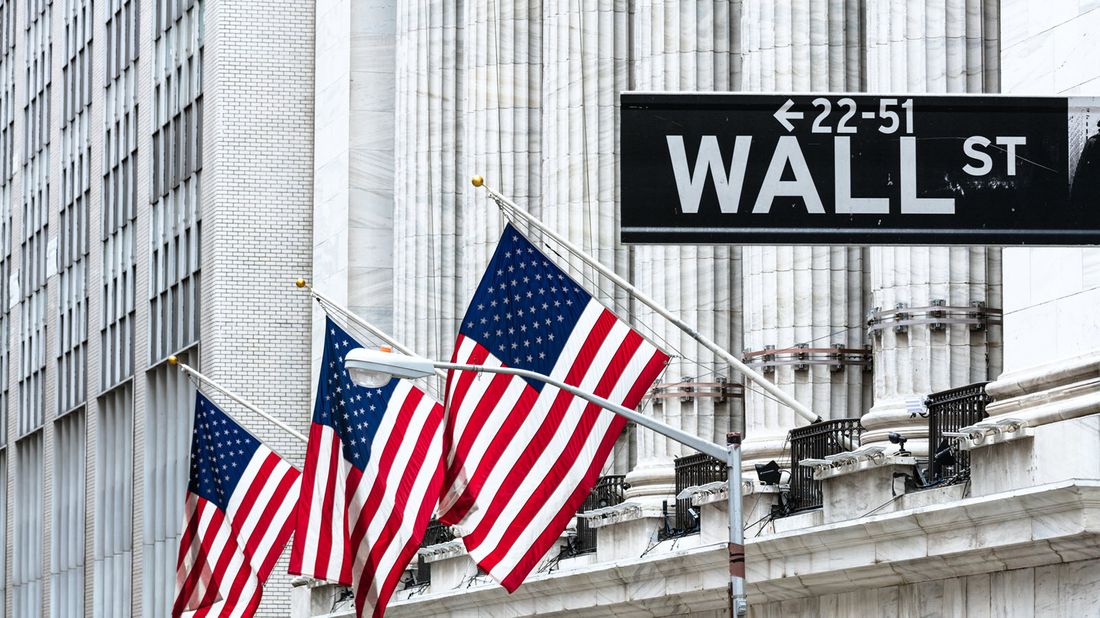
[541,0,633,471]
[459,1,542,300]
[739,0,869,473]
[394,0,466,367]
[627,0,743,504]
[860,0,1002,456]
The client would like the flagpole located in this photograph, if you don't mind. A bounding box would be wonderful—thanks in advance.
[169,356,308,443]
[471,175,821,425]
[295,278,449,381]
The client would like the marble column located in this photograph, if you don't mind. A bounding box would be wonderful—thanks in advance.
[859,0,1003,456]
[739,0,870,474]
[540,0,633,472]
[626,0,743,505]
[459,1,543,301]
[393,0,466,368]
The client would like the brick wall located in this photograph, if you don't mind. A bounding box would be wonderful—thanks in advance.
[202,0,315,612]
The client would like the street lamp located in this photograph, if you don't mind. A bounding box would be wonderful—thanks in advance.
[346,347,749,617]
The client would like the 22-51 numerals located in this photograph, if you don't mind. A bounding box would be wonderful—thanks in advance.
[809,97,914,135]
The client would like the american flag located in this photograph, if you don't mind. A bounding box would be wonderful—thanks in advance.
[290,318,446,617]
[173,393,301,617]
[438,224,669,591]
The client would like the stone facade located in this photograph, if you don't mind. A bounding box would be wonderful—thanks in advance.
[302,0,1100,617]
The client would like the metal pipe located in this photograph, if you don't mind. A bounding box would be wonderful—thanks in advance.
[434,360,728,460]
[473,178,821,424]
[170,357,308,443]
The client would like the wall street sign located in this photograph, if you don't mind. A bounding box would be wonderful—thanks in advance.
[620,93,1100,245]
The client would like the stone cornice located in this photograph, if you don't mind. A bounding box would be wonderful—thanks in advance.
[749,480,1100,601]
[972,349,1100,448]
[333,480,1100,617]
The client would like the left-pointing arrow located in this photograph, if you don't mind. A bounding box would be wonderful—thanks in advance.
[774,98,803,132]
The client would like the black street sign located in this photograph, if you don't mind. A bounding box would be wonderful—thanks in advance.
[620,93,1100,245]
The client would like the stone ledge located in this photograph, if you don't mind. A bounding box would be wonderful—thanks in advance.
[417,539,467,563]
[800,449,915,480]
[577,501,664,528]
[986,350,1100,401]
[376,542,730,617]
[983,349,1100,431]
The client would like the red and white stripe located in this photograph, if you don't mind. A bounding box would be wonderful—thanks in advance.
[291,381,446,618]
[173,447,300,617]
[439,300,668,591]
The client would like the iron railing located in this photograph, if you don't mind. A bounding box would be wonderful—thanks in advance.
[569,474,628,555]
[788,418,864,512]
[926,382,990,483]
[672,453,726,534]
[416,519,457,584]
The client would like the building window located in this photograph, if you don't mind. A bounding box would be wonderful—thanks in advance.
[59,0,92,414]
[149,0,202,363]
[95,384,132,617]
[51,411,86,617]
[0,0,14,448]
[142,356,194,617]
[19,0,50,437]
[102,0,138,390]
[13,433,43,617]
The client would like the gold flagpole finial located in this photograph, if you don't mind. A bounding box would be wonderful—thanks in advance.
[295,277,307,289]
[471,175,484,188]
[168,355,178,366]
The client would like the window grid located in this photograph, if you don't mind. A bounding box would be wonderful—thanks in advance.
[50,410,86,618]
[58,0,91,413]
[102,0,137,390]
[18,0,49,437]
[148,0,201,363]
[13,433,43,618]
[142,356,193,618]
[0,0,15,447]
[94,383,132,617]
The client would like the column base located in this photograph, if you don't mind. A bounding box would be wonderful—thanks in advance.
[623,456,676,509]
[860,397,932,457]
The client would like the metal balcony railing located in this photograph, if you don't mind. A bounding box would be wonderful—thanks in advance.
[672,453,726,535]
[416,518,457,585]
[926,382,991,483]
[788,418,864,513]
[569,474,628,556]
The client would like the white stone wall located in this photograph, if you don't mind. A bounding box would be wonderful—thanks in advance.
[751,561,1100,617]
[1000,2,1100,374]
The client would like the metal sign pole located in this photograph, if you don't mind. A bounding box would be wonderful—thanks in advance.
[727,432,747,617]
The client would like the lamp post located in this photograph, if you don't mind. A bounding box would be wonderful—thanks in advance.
[345,348,749,617]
